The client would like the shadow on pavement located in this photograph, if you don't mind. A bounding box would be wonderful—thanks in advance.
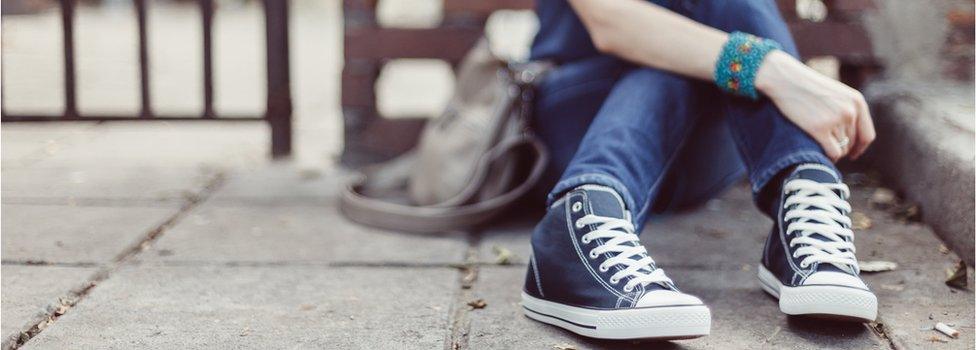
[786,315,870,342]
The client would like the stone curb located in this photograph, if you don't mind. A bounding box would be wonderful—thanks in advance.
[864,80,975,265]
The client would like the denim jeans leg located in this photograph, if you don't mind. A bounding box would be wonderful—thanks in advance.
[552,68,710,228]
[531,56,629,200]
[649,112,747,213]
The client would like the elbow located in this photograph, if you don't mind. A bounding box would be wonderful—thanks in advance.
[576,3,620,54]
[586,18,621,54]
[590,30,616,54]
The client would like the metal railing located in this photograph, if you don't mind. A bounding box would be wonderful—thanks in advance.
[1,0,293,158]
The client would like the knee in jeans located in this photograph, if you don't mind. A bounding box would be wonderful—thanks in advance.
[619,68,691,95]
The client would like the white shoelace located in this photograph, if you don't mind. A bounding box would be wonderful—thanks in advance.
[575,214,673,292]
[783,178,859,274]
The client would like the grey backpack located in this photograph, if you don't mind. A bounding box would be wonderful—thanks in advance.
[339,38,551,233]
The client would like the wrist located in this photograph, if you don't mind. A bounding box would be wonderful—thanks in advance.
[755,50,791,97]
[713,32,782,99]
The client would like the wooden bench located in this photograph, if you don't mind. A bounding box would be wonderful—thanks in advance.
[341,0,879,165]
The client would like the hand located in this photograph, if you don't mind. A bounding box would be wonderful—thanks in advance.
[755,51,875,161]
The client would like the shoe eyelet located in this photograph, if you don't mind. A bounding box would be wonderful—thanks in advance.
[575,221,585,229]
[599,265,609,272]
[800,262,810,268]
[571,202,583,212]
[609,278,619,284]
[589,251,598,259]
[581,237,591,244]
[623,286,633,292]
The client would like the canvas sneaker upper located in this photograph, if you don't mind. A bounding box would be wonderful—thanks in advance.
[525,185,703,309]
[762,164,868,290]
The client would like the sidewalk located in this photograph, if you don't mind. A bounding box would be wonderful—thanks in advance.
[2,1,973,348]
[2,122,973,349]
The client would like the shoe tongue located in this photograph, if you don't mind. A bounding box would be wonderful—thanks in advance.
[787,165,855,273]
[575,186,672,290]
[578,185,626,219]
[789,163,844,200]
[790,163,840,184]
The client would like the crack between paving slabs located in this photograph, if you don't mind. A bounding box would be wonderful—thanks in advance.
[4,172,227,350]
[0,261,100,268]
[869,318,903,350]
[444,230,482,350]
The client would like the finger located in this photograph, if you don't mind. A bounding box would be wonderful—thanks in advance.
[843,100,862,160]
[843,116,857,158]
[835,125,854,160]
[850,99,876,160]
[816,132,843,162]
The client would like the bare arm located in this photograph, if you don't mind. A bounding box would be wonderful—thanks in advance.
[568,0,726,81]
[568,0,875,161]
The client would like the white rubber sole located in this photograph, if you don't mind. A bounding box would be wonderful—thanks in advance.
[521,292,711,340]
[757,265,877,322]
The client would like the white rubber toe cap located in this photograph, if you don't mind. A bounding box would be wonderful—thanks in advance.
[635,289,704,307]
[802,271,869,290]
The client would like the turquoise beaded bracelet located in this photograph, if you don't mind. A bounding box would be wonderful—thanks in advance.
[714,31,782,99]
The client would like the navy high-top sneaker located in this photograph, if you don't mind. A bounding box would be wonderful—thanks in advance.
[522,185,710,340]
[759,164,877,322]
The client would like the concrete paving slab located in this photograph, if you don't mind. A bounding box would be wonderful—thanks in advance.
[28,122,269,170]
[2,204,179,264]
[1,265,97,346]
[468,266,886,350]
[1,166,218,203]
[22,265,456,349]
[641,185,770,268]
[863,263,975,349]
[208,164,352,206]
[141,204,468,265]
[0,123,100,168]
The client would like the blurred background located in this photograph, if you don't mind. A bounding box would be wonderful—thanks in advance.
[1,0,974,349]
[1,0,539,167]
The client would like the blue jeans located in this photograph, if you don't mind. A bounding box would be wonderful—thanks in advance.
[530,0,838,229]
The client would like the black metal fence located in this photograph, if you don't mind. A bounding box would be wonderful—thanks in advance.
[1,0,293,158]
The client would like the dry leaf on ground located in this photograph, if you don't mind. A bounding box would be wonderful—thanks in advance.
[461,268,477,289]
[467,299,487,310]
[859,260,898,273]
[851,212,872,230]
[868,188,897,209]
[893,204,920,222]
[927,336,949,343]
[939,244,951,254]
[945,261,968,289]
[492,245,514,265]
[881,284,905,292]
